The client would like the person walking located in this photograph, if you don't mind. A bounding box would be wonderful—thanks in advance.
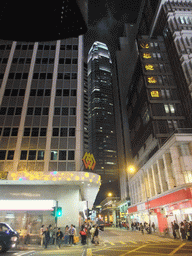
[180,222,186,241]
[56,228,63,248]
[171,222,176,239]
[80,226,87,245]
[173,220,180,239]
[64,225,69,245]
[140,223,144,235]
[40,225,44,247]
[94,226,99,245]
[69,224,75,246]
[152,222,155,233]
[43,227,50,249]
[90,225,96,243]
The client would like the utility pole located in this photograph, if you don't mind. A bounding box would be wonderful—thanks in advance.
[55,200,58,228]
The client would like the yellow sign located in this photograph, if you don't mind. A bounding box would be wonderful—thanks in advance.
[82,152,96,171]
[143,53,151,59]
[151,91,159,97]
[148,77,157,83]
[140,43,149,49]
[145,64,154,71]
[0,172,8,180]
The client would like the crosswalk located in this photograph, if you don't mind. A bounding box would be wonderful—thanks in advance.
[103,239,181,246]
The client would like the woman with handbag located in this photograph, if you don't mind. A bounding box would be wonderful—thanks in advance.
[94,226,99,245]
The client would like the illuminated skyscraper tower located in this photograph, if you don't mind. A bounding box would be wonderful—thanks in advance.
[87,41,118,183]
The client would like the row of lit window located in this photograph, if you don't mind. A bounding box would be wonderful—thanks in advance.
[0,44,78,51]
[35,58,78,65]
[0,150,75,161]
[54,107,76,116]
[144,63,171,73]
[29,89,77,97]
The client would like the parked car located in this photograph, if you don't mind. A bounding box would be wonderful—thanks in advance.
[0,223,19,253]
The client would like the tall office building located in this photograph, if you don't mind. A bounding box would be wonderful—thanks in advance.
[0,36,101,230]
[87,41,118,183]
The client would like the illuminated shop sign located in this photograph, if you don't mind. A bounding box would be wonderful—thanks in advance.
[148,77,157,83]
[145,64,154,71]
[143,53,151,59]
[0,172,8,180]
[151,91,160,97]
[82,152,96,170]
[140,43,149,49]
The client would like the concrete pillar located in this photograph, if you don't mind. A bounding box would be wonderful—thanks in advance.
[146,168,152,198]
[179,143,192,183]
[170,145,185,185]
[151,164,158,195]
[156,159,168,193]
[163,153,176,189]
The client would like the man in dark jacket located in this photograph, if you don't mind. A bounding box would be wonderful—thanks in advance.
[43,227,50,249]
[56,228,63,248]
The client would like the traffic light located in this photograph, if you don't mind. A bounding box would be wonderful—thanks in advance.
[51,207,56,216]
[56,207,62,217]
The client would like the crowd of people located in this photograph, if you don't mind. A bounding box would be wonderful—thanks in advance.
[171,220,192,241]
[39,219,101,249]
[130,222,156,234]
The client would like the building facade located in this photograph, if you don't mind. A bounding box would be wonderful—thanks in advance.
[0,37,100,233]
[87,41,118,183]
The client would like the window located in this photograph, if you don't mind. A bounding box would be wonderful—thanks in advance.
[73,45,78,50]
[31,128,39,137]
[0,128,2,136]
[45,89,51,96]
[30,89,36,96]
[56,89,62,96]
[11,128,18,136]
[69,128,75,136]
[57,73,63,79]
[65,58,71,64]
[68,151,75,160]
[66,45,72,50]
[34,107,41,115]
[169,104,175,113]
[37,89,44,96]
[40,128,47,136]
[4,89,11,96]
[8,73,15,79]
[54,108,60,115]
[28,150,36,160]
[63,89,69,96]
[7,107,14,115]
[24,128,30,136]
[37,151,44,160]
[71,89,76,96]
[59,58,65,64]
[7,150,14,160]
[70,108,76,115]
[40,73,46,79]
[35,58,41,64]
[15,73,22,79]
[59,150,66,160]
[71,73,77,79]
[15,107,22,115]
[0,150,6,160]
[52,128,59,136]
[33,73,39,79]
[49,58,54,64]
[72,58,78,64]
[42,108,49,115]
[11,89,18,96]
[19,89,25,96]
[164,104,169,113]
[64,73,70,80]
[20,150,27,160]
[51,151,58,160]
[27,107,33,115]
[0,107,6,115]
[62,107,68,115]
[3,128,11,136]
[60,45,65,50]
[60,128,67,137]
[42,58,48,64]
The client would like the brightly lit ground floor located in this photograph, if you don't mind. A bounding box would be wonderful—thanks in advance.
[126,183,192,234]
[0,171,101,240]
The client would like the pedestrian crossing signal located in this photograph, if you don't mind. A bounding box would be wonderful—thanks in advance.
[51,207,56,216]
[56,207,62,217]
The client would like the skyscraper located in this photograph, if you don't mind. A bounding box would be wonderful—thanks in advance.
[87,41,118,183]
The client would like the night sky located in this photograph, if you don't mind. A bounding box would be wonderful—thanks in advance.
[84,0,142,59]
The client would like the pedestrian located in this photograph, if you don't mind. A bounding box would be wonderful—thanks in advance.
[180,222,186,240]
[173,220,179,239]
[56,228,63,248]
[40,225,44,246]
[80,225,87,245]
[69,224,75,246]
[94,226,99,245]
[64,225,69,245]
[90,225,96,243]
[186,222,191,241]
[171,222,176,239]
[24,222,32,244]
[43,227,50,249]
[140,223,144,235]
[152,222,155,233]
[48,225,54,244]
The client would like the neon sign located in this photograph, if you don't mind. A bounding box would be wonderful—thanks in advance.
[82,152,96,171]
